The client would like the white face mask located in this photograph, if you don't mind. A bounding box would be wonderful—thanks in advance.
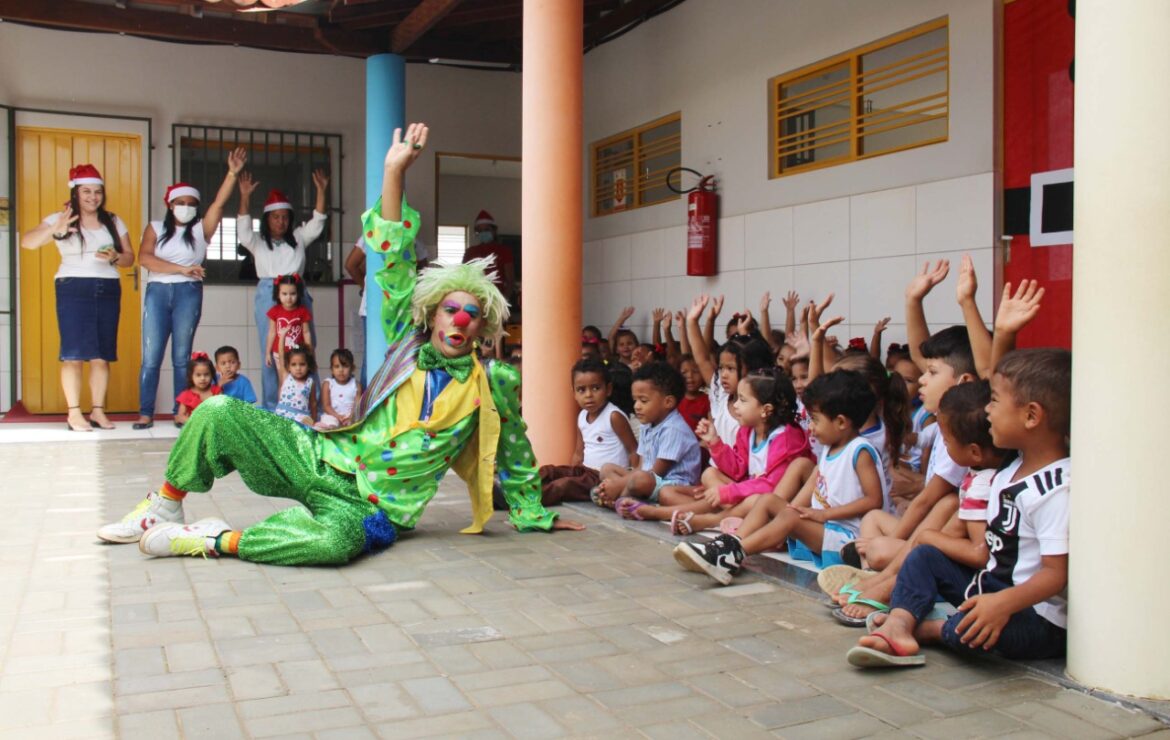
[172,204,197,224]
[477,230,494,244]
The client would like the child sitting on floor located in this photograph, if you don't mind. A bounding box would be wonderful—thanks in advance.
[174,352,221,427]
[593,362,701,510]
[676,354,711,434]
[630,369,813,532]
[214,345,257,405]
[674,370,884,585]
[538,359,638,505]
[847,348,1071,667]
[273,331,317,427]
[315,348,361,430]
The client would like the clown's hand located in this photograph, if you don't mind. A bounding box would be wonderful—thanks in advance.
[384,123,428,173]
[552,518,586,532]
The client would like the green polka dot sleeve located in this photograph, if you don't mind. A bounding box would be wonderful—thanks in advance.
[361,198,422,347]
[487,360,557,532]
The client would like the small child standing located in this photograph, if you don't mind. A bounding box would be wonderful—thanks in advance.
[674,370,884,584]
[266,274,314,369]
[174,352,221,427]
[594,362,701,509]
[316,348,361,429]
[539,359,638,504]
[848,348,1071,667]
[676,354,711,434]
[274,333,317,426]
[214,345,257,405]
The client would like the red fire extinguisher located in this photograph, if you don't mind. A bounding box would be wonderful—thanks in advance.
[669,167,718,276]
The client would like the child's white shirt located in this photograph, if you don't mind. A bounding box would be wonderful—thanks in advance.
[709,375,739,446]
[859,419,894,512]
[905,404,935,472]
[925,425,967,488]
[958,467,995,521]
[578,402,630,470]
[810,435,882,536]
[326,376,358,418]
[973,456,1071,628]
[796,398,825,459]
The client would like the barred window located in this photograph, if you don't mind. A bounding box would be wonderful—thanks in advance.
[591,113,681,217]
[172,125,343,284]
[769,18,948,177]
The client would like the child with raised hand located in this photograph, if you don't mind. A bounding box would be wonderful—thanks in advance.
[848,349,1071,667]
[632,369,814,532]
[608,306,639,367]
[266,273,313,368]
[273,327,317,426]
[674,371,884,585]
[540,359,637,504]
[315,348,361,430]
[594,362,701,512]
[214,345,257,405]
[174,352,221,427]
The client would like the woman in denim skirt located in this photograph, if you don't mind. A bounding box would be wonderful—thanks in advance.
[236,168,329,410]
[132,149,246,430]
[21,164,135,431]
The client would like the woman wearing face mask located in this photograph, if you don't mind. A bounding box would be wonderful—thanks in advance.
[461,210,515,304]
[21,164,136,432]
[237,168,330,410]
[133,148,245,430]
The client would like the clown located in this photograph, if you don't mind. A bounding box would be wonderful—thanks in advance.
[97,123,583,564]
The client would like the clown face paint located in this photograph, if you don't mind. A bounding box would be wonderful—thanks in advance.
[431,290,484,357]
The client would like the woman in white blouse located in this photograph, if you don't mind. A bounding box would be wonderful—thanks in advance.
[132,148,246,430]
[21,164,135,431]
[237,169,329,409]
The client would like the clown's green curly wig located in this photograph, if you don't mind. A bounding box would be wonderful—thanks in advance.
[411,256,510,337]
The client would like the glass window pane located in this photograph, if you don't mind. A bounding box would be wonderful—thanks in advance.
[859,26,948,156]
[778,62,851,171]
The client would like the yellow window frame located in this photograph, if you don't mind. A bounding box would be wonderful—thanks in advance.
[591,112,682,217]
[768,17,949,178]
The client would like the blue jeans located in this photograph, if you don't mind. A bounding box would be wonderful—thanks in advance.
[139,281,204,417]
[255,279,315,410]
[891,545,1067,660]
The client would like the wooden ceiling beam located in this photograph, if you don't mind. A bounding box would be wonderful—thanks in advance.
[0,0,385,56]
[390,0,463,53]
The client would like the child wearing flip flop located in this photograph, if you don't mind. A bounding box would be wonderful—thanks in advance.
[674,370,884,585]
[594,362,701,513]
[847,348,1070,668]
[537,359,637,504]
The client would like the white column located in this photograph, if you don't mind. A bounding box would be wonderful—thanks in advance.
[1068,0,1170,699]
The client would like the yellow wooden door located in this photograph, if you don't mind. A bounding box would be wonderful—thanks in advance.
[17,127,142,413]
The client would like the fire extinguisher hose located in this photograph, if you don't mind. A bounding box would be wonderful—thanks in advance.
[666,167,715,195]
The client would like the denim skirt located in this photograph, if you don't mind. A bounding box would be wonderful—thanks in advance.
[55,277,121,361]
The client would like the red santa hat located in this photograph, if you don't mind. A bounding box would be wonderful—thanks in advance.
[263,189,293,214]
[68,164,104,188]
[474,209,496,228]
[164,182,201,205]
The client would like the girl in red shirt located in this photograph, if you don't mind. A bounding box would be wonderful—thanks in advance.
[265,274,313,368]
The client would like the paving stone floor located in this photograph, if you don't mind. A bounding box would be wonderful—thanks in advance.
[2,438,1168,739]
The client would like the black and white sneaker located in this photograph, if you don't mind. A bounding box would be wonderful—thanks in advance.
[673,534,743,585]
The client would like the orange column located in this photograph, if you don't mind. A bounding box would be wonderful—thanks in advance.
[521,0,583,465]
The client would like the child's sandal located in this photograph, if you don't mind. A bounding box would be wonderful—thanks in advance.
[670,510,695,535]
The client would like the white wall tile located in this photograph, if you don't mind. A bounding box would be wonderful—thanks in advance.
[916,173,995,254]
[661,225,688,278]
[0,371,9,413]
[600,235,632,282]
[598,280,632,327]
[629,230,664,280]
[583,240,604,284]
[313,288,340,328]
[744,266,795,311]
[794,197,850,265]
[583,284,605,328]
[850,186,916,259]
[0,277,8,311]
[628,278,665,322]
[315,326,340,360]
[794,262,851,321]
[744,207,794,269]
[717,215,745,273]
[662,275,705,313]
[850,255,918,327]
[915,247,995,328]
[200,286,250,328]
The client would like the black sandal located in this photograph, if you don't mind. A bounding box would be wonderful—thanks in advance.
[132,417,154,430]
[66,406,92,433]
[89,405,116,430]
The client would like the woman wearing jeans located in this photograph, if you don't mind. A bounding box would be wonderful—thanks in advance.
[21,164,135,432]
[133,149,245,429]
[236,168,329,409]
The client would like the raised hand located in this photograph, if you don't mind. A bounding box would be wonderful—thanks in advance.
[52,205,79,236]
[994,280,1045,334]
[710,294,725,317]
[312,168,330,192]
[674,309,686,327]
[956,254,978,304]
[782,290,800,311]
[384,122,429,172]
[813,315,845,339]
[873,316,891,335]
[661,311,673,330]
[807,293,835,329]
[651,307,665,324]
[735,309,754,336]
[618,305,635,324]
[238,171,260,199]
[226,147,247,175]
[906,259,950,301]
[759,291,771,314]
[687,294,709,321]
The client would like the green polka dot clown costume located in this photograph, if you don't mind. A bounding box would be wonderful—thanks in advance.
[97,123,583,564]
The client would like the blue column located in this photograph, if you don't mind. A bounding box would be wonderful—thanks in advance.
[364,53,405,382]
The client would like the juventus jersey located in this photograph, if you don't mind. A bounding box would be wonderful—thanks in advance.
[976,456,1071,628]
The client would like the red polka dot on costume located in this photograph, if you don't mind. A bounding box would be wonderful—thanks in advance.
[474,398,480,406]
[428,432,437,438]
[381,240,390,250]
[403,220,411,229]
[500,418,507,424]
[388,263,395,269]
[388,467,398,475]
[444,456,451,463]
[390,441,397,448]
[359,463,367,471]
[366,230,373,239]
[368,494,379,504]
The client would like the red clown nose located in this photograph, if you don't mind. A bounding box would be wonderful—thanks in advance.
[453,310,472,329]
